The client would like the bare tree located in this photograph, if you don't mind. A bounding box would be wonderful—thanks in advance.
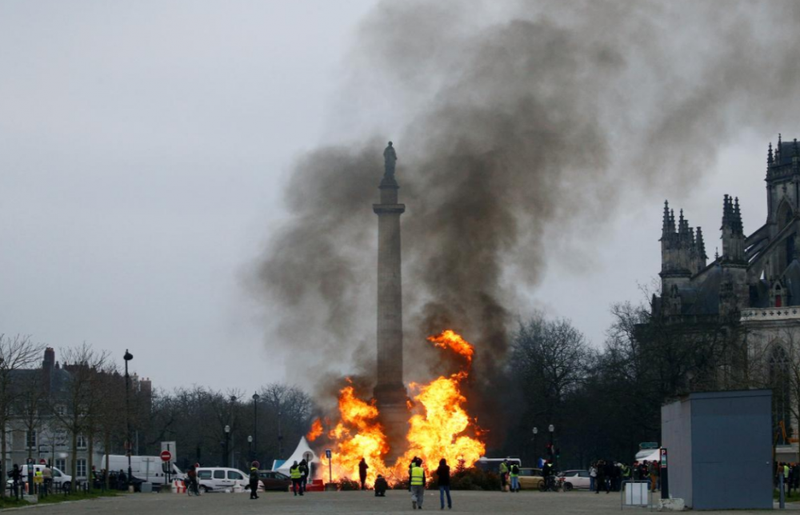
[50,344,110,484]
[0,334,45,496]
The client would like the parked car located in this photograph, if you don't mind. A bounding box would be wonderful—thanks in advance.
[195,467,248,493]
[6,465,72,491]
[517,467,544,490]
[257,470,292,491]
[559,469,591,490]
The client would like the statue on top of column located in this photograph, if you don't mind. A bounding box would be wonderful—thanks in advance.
[383,141,397,178]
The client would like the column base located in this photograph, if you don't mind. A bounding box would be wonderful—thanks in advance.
[374,383,409,464]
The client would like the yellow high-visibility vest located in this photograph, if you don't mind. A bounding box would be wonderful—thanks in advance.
[290,466,301,479]
[410,465,424,486]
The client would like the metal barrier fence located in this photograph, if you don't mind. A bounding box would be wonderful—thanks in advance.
[621,480,652,510]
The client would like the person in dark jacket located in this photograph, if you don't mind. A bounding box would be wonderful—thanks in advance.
[249,463,260,499]
[359,458,369,490]
[9,464,21,499]
[595,460,608,494]
[299,459,309,494]
[437,458,452,510]
[374,474,388,497]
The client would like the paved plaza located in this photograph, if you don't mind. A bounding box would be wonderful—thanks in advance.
[5,490,796,514]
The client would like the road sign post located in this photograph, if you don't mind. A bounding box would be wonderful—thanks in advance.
[325,449,332,484]
[660,448,669,500]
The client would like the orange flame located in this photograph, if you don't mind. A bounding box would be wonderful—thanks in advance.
[307,418,323,442]
[427,329,474,362]
[315,330,484,486]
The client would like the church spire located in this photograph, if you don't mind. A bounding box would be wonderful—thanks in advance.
[661,200,671,237]
[696,227,707,260]
[721,194,730,230]
[733,197,743,235]
[777,133,783,162]
[768,141,774,165]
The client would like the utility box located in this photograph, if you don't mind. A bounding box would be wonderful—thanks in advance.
[661,390,772,510]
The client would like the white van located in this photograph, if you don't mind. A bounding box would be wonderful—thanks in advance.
[102,455,183,484]
[6,465,72,490]
[196,467,248,493]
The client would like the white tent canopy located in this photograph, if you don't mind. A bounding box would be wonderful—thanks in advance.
[276,436,319,476]
[640,449,660,462]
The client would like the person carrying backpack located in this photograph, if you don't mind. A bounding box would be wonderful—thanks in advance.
[509,463,521,492]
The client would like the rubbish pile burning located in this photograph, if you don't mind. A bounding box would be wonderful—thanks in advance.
[308,330,485,485]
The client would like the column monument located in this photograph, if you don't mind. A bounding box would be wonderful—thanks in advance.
[373,141,409,459]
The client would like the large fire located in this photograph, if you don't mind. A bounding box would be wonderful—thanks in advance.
[314,330,485,485]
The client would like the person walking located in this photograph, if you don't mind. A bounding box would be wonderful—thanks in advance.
[249,462,260,499]
[299,459,309,494]
[499,460,509,492]
[509,462,520,493]
[9,464,21,499]
[437,458,452,510]
[410,457,426,510]
[649,460,659,492]
[42,464,52,498]
[290,461,303,496]
[359,458,369,490]
[589,462,597,492]
[408,457,418,492]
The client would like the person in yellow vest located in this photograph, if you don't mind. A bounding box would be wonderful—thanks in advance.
[409,457,426,510]
[33,469,43,495]
[290,461,303,497]
[499,460,509,492]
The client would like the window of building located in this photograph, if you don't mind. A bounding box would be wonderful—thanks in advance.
[77,459,87,478]
[26,430,36,449]
[770,344,792,444]
[77,435,87,449]
[55,459,66,472]
[55,405,66,417]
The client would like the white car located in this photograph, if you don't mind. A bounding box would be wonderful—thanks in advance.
[195,467,248,493]
[6,465,72,491]
[560,469,591,490]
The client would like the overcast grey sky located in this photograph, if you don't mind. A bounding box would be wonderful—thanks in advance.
[0,1,790,394]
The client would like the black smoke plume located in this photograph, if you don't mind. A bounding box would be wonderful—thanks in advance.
[255,1,800,445]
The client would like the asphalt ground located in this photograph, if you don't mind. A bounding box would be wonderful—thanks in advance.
[5,489,797,514]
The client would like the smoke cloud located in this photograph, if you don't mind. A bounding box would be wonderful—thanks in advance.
[254,1,800,441]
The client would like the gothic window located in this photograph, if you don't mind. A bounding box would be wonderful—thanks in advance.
[778,200,794,231]
[775,283,783,307]
[770,345,792,444]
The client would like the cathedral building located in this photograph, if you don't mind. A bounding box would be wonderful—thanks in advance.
[651,135,800,461]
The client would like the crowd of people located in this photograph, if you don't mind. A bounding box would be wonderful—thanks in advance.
[776,462,800,494]
[589,460,661,493]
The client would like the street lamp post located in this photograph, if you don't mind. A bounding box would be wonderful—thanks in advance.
[532,427,538,467]
[123,350,134,489]
[277,407,283,458]
[224,425,231,468]
[252,393,259,462]
[548,424,555,469]
[247,435,253,463]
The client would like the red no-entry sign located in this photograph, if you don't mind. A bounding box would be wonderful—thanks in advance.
[160,450,172,462]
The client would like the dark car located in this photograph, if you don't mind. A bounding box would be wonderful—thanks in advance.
[257,470,292,491]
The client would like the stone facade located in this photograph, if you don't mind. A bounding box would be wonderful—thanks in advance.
[2,348,152,481]
[652,135,800,461]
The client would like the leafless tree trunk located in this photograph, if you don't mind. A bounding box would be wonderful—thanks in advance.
[0,334,44,496]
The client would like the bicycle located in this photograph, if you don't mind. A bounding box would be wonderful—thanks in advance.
[539,475,563,492]
[186,478,200,496]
